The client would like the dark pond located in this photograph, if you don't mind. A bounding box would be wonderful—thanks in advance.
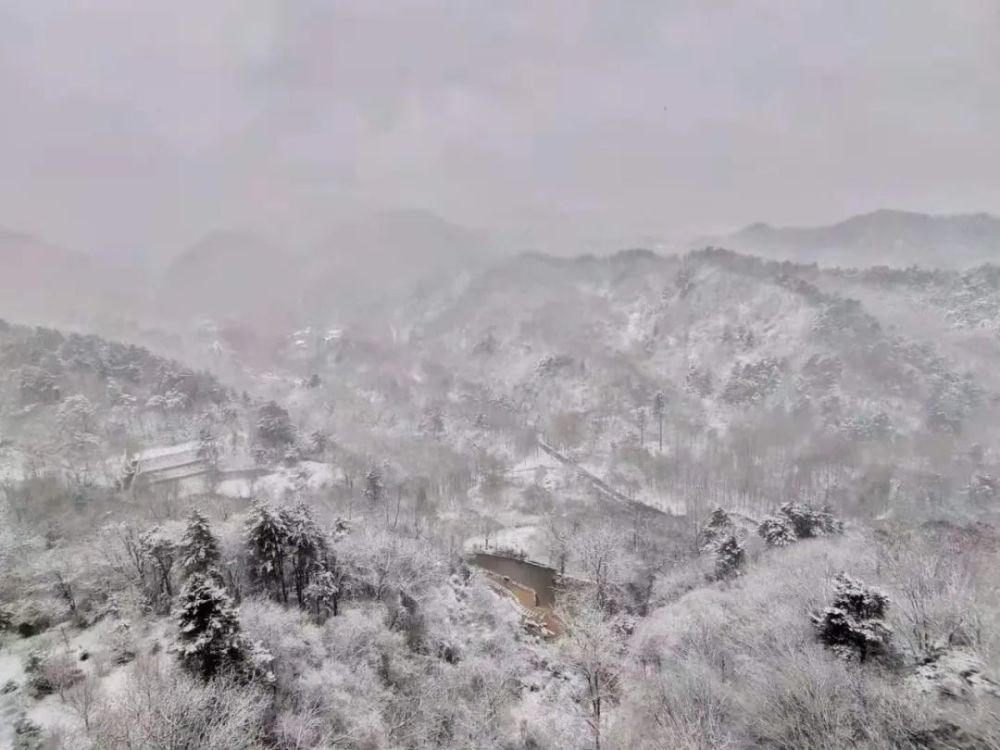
[472,553,558,609]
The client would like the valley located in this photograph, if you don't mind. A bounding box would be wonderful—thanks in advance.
[3,237,1000,748]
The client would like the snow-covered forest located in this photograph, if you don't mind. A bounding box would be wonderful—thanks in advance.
[3,242,1000,749]
[3,2,1000,748]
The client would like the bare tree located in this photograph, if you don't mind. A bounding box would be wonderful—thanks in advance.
[545,514,578,575]
[560,596,626,750]
[96,656,266,749]
[66,674,103,732]
[42,651,84,702]
[52,570,77,618]
[573,522,631,610]
[653,391,666,452]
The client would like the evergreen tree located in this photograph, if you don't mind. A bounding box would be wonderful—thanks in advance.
[256,400,295,450]
[364,464,384,506]
[636,407,647,447]
[304,568,341,619]
[707,507,731,528]
[176,572,244,679]
[308,429,329,456]
[713,534,745,579]
[814,504,845,535]
[778,502,843,538]
[12,714,44,750]
[757,515,797,547]
[280,504,328,606]
[700,507,733,552]
[179,509,220,578]
[812,572,891,663]
[244,502,290,603]
[652,391,666,451]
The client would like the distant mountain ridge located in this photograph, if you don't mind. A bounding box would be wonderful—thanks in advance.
[720,209,1000,269]
[157,229,299,330]
[7,208,1000,335]
[0,228,142,324]
[156,210,498,329]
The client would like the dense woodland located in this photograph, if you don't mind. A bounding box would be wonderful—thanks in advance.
[3,0,1000,744]
[2,247,1000,749]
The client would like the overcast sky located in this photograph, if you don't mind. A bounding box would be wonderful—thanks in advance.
[1,0,998,258]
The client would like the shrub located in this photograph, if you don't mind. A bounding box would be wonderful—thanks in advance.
[778,502,843,539]
[812,573,891,662]
[745,649,935,749]
[12,600,58,638]
[722,357,782,405]
[757,516,797,547]
[96,656,267,749]
[700,508,734,552]
[12,715,44,750]
[25,649,84,699]
[713,535,745,580]
[110,622,137,665]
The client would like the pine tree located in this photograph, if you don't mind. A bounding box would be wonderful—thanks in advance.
[713,534,745,579]
[636,407,647,447]
[812,572,891,663]
[707,507,730,528]
[179,509,220,578]
[364,464,384,506]
[757,515,797,547]
[652,391,666,451]
[778,502,843,538]
[176,572,244,679]
[304,568,341,619]
[12,714,44,750]
[280,504,328,607]
[244,502,290,603]
[814,504,845,535]
[700,507,733,552]
[256,400,295,449]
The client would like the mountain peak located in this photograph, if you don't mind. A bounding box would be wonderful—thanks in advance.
[726,209,1000,269]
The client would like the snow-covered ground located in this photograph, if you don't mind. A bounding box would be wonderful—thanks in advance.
[217,460,338,501]
[464,524,550,565]
[0,615,175,746]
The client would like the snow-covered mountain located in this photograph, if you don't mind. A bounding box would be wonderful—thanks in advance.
[156,211,498,329]
[718,209,1000,269]
[0,229,142,325]
[275,247,997,520]
[157,230,300,331]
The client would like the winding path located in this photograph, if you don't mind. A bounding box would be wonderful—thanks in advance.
[536,437,667,517]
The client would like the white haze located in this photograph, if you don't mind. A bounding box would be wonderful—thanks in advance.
[0,0,999,261]
[6,7,1000,750]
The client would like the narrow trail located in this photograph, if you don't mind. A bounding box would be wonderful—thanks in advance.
[536,437,668,517]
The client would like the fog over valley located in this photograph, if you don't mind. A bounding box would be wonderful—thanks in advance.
[2,3,1000,750]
